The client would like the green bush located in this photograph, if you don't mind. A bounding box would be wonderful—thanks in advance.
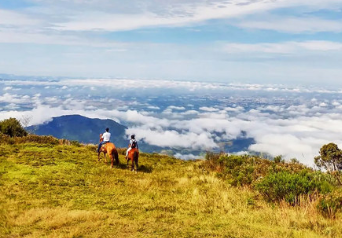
[203,152,308,187]
[203,151,224,171]
[273,155,284,163]
[317,191,342,219]
[315,143,342,185]
[255,171,332,205]
[0,118,27,137]
[220,154,255,186]
[70,140,81,147]
[15,135,59,145]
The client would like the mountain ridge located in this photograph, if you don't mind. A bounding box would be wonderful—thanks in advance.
[26,114,255,155]
[26,114,128,147]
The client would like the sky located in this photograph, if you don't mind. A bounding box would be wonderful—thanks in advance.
[1,0,342,85]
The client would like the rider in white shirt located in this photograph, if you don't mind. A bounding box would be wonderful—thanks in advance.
[97,128,111,152]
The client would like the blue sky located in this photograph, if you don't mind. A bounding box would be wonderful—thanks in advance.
[1,0,342,85]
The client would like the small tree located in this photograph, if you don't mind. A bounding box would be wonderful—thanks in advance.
[274,155,284,163]
[314,143,342,185]
[0,118,28,137]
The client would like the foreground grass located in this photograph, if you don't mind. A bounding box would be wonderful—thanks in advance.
[0,143,341,237]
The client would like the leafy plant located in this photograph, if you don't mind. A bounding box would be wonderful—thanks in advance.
[0,118,27,137]
[317,191,342,219]
[255,171,332,205]
[315,143,342,185]
[273,155,284,163]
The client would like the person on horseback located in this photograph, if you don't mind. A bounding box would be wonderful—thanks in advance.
[126,134,138,160]
[97,127,111,152]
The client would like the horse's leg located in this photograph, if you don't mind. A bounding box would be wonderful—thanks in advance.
[133,151,139,172]
[135,154,139,172]
[109,153,114,168]
[104,152,107,163]
[131,158,134,171]
[113,149,119,165]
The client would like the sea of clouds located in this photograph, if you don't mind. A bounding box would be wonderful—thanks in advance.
[1,78,342,166]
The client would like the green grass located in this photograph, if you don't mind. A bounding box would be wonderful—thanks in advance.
[0,143,342,237]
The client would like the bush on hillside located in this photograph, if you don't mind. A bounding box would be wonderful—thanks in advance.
[0,118,27,137]
[0,134,59,145]
[273,155,284,163]
[70,140,81,147]
[203,153,308,187]
[315,143,342,185]
[255,171,332,205]
[15,135,59,144]
[0,133,15,144]
[317,191,342,219]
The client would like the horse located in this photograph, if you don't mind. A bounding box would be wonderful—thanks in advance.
[126,147,139,172]
[98,134,119,168]
[98,134,107,162]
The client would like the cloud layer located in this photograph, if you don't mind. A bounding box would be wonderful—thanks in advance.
[2,78,342,166]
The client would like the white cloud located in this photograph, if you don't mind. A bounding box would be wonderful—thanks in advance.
[43,0,342,34]
[0,93,31,104]
[1,0,342,38]
[224,41,342,54]
[0,9,40,26]
[3,79,342,166]
[5,78,340,93]
[2,99,342,167]
[168,106,185,111]
[237,17,342,33]
[199,107,219,112]
[126,127,217,150]
[147,105,160,110]
[174,153,203,160]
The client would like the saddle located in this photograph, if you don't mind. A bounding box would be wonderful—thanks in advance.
[100,141,109,149]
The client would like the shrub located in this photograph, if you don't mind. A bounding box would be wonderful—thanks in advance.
[0,118,27,137]
[315,143,342,185]
[255,171,332,205]
[203,151,224,172]
[70,140,81,147]
[317,191,342,219]
[220,154,255,186]
[0,134,59,145]
[203,152,308,187]
[15,135,59,145]
[273,155,284,163]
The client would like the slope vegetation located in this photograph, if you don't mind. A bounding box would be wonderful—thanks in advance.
[0,139,342,237]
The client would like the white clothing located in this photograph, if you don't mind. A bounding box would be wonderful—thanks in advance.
[126,138,138,156]
[126,147,132,156]
[102,132,111,142]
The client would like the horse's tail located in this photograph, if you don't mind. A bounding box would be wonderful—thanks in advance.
[112,148,119,165]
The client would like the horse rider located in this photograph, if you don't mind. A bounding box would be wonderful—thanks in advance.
[97,127,111,152]
[126,134,138,160]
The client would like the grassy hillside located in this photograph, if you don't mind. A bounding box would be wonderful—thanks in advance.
[1,140,342,237]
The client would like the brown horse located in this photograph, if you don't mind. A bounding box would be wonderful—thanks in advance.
[98,134,119,168]
[127,148,139,172]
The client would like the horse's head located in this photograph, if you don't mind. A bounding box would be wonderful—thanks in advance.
[99,134,103,142]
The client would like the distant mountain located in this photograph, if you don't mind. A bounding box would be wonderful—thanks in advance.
[26,115,128,147]
[26,114,256,155]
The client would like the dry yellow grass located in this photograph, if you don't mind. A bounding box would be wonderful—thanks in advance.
[0,143,341,237]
